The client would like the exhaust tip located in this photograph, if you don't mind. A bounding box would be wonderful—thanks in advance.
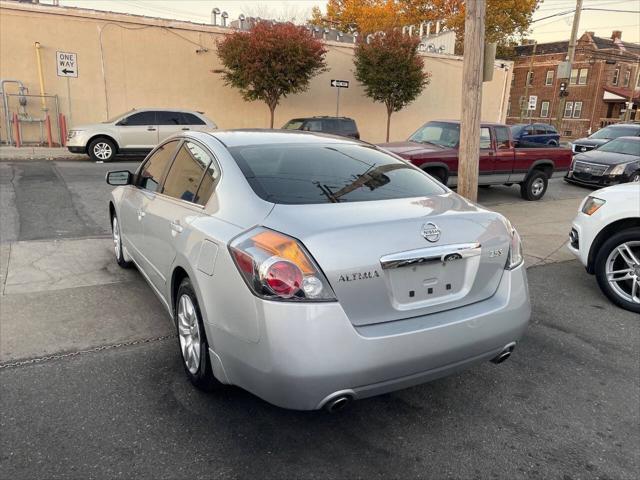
[323,395,352,413]
[491,343,515,364]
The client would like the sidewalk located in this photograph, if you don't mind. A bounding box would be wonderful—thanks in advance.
[0,146,88,161]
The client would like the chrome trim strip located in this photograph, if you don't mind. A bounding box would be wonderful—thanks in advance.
[380,242,482,270]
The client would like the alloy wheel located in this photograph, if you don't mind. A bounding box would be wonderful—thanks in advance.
[112,217,121,260]
[177,294,201,374]
[531,178,545,196]
[605,241,640,304]
[93,142,112,160]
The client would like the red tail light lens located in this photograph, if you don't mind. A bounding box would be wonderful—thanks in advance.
[229,227,336,302]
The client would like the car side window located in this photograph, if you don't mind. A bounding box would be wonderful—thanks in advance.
[137,140,179,192]
[495,127,511,149]
[125,111,156,126]
[181,113,206,125]
[480,127,491,149]
[193,148,220,205]
[162,141,214,204]
[156,111,183,125]
[305,120,322,132]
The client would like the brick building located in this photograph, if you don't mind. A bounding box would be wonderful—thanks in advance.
[506,31,640,139]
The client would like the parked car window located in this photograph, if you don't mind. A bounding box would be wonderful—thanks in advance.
[339,119,358,136]
[181,113,206,126]
[480,127,491,149]
[596,137,640,155]
[495,127,510,149]
[156,111,183,125]
[322,119,341,132]
[409,122,460,148]
[137,140,178,192]
[229,144,445,205]
[162,141,211,203]
[193,149,220,205]
[282,119,304,130]
[590,125,640,139]
[124,111,156,126]
[534,126,547,135]
[305,120,323,132]
[546,125,557,134]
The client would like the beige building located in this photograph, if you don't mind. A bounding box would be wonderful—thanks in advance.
[0,1,512,145]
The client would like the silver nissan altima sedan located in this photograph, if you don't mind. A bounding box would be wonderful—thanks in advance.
[106,130,531,411]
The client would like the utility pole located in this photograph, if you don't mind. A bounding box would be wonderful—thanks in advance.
[520,41,537,122]
[458,0,485,202]
[554,0,583,131]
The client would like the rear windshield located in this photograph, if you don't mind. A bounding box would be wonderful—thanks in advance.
[282,120,304,130]
[596,138,640,155]
[409,122,460,148]
[590,125,640,139]
[229,143,445,204]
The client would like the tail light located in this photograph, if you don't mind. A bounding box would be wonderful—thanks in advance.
[229,227,336,302]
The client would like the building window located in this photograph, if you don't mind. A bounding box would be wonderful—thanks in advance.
[572,101,583,118]
[545,70,554,85]
[612,68,620,85]
[526,71,534,86]
[564,101,574,118]
[570,69,578,85]
[578,68,588,85]
[623,70,630,87]
[540,101,550,118]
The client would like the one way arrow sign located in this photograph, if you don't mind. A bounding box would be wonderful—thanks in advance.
[330,79,349,88]
[57,51,78,78]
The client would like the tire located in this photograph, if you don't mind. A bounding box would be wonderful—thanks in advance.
[630,172,640,183]
[175,278,219,391]
[479,185,491,189]
[425,168,447,185]
[547,140,559,146]
[594,228,640,313]
[111,213,132,268]
[520,170,548,201]
[88,137,116,162]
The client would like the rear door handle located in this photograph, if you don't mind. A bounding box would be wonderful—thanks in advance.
[181,127,190,131]
[170,221,184,234]
[147,127,157,131]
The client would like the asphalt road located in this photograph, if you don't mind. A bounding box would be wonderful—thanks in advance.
[1,158,638,479]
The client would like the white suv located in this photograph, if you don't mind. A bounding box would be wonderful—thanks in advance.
[568,183,640,313]
[67,109,217,162]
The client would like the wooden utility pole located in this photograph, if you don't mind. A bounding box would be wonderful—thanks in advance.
[554,0,583,131]
[458,0,486,202]
[520,42,537,122]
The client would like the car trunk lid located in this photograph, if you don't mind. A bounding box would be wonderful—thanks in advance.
[263,193,511,326]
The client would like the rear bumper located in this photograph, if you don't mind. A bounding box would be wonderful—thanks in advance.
[212,264,531,410]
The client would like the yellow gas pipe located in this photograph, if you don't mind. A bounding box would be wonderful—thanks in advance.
[34,42,47,111]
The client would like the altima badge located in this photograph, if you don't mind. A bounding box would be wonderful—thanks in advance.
[421,222,441,242]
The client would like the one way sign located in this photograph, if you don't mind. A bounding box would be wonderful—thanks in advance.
[57,51,78,78]
[330,79,349,88]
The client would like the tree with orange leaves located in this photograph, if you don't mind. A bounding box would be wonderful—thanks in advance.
[311,0,539,56]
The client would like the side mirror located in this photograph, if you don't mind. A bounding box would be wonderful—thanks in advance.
[106,170,132,186]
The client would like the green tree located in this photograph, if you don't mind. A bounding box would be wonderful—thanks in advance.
[216,22,328,128]
[354,30,430,141]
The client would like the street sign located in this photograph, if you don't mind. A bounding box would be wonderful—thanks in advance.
[528,95,537,111]
[56,51,78,78]
[331,79,349,88]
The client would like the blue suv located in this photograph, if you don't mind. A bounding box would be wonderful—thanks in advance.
[510,123,560,147]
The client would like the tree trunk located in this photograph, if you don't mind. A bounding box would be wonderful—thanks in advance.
[386,108,392,142]
[268,104,275,129]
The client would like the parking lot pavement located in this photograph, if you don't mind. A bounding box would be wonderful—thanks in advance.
[3,157,636,479]
[1,261,637,479]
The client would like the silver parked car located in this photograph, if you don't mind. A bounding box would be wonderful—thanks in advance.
[67,108,217,162]
[106,130,531,411]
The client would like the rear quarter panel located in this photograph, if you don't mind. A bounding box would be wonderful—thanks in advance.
[513,146,573,176]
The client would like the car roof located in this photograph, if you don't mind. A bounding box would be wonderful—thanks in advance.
[614,136,640,141]
[430,119,507,127]
[125,108,205,114]
[287,116,355,121]
[206,129,362,148]
[605,123,640,129]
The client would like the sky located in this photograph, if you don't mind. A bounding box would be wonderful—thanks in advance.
[56,0,640,44]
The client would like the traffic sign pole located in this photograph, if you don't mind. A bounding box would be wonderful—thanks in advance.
[336,87,340,117]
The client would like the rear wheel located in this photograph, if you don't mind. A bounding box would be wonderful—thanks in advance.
[520,170,548,201]
[595,229,640,313]
[88,137,116,162]
[424,168,447,185]
[630,172,640,183]
[547,139,559,146]
[176,278,220,391]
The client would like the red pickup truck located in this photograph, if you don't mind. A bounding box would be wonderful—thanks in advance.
[379,120,573,200]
